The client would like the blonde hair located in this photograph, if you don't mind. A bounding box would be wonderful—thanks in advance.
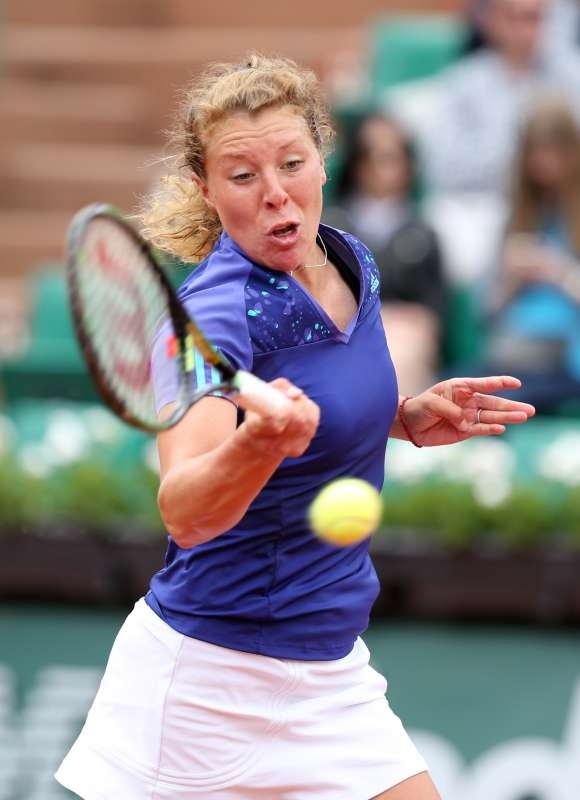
[509,97,580,255]
[140,53,335,262]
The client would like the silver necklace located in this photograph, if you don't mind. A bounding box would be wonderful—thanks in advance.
[290,235,328,277]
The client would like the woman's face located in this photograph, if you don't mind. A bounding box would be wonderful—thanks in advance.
[353,118,411,200]
[197,105,327,272]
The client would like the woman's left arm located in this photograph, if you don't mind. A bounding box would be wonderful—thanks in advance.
[390,376,535,447]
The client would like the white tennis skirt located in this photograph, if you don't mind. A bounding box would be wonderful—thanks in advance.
[55,598,427,800]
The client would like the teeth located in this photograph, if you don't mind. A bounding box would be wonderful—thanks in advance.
[274,224,294,236]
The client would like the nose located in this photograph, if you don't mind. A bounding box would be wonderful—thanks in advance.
[261,170,288,209]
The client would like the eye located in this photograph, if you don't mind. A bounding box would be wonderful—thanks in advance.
[283,159,304,171]
[231,172,254,183]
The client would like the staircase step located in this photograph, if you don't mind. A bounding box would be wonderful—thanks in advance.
[5,0,166,27]
[5,0,463,27]
[1,143,159,211]
[0,80,156,146]
[0,211,71,277]
[5,24,361,85]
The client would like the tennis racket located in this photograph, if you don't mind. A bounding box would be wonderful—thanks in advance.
[66,203,290,432]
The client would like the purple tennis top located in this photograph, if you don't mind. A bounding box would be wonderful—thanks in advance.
[146,223,399,660]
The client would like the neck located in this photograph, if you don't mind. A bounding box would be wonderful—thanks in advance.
[289,235,328,278]
[292,261,328,292]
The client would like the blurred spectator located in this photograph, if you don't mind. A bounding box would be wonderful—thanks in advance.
[324,113,446,395]
[464,0,580,67]
[422,0,580,196]
[387,0,580,289]
[483,98,580,412]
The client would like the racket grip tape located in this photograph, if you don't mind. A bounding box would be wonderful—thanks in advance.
[233,371,292,416]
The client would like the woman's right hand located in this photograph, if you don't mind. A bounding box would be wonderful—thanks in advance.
[240,377,320,460]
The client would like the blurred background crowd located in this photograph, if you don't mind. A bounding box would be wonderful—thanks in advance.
[4,0,580,409]
[2,1,580,799]
[327,0,580,408]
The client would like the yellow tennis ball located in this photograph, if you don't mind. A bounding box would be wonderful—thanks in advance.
[308,478,383,547]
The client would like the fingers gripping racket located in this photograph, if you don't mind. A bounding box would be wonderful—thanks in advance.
[66,203,290,432]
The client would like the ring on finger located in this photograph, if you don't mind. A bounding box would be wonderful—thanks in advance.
[476,408,483,424]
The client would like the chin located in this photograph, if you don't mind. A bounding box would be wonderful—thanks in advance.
[254,234,312,272]
[263,250,305,274]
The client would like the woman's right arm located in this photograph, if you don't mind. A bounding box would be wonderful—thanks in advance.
[156,378,320,549]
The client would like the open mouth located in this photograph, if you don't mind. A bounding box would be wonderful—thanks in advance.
[271,223,298,238]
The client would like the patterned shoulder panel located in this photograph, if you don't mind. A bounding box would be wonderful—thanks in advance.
[244,270,333,354]
[330,228,381,319]
[243,227,381,355]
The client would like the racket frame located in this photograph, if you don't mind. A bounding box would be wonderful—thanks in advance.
[66,203,239,433]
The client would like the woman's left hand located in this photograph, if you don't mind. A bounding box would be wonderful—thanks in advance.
[397,376,535,447]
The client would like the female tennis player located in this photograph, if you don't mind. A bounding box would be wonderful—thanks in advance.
[56,54,534,800]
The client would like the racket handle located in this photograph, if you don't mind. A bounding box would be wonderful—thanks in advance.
[233,370,292,416]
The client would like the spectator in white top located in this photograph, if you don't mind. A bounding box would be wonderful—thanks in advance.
[421,0,580,196]
[388,0,580,286]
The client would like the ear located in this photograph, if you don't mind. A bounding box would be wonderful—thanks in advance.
[192,173,217,213]
[319,153,327,187]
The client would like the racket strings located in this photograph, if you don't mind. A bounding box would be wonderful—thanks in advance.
[75,218,175,426]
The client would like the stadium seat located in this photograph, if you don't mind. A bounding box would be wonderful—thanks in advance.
[441,284,485,369]
[368,15,465,94]
[0,266,97,403]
